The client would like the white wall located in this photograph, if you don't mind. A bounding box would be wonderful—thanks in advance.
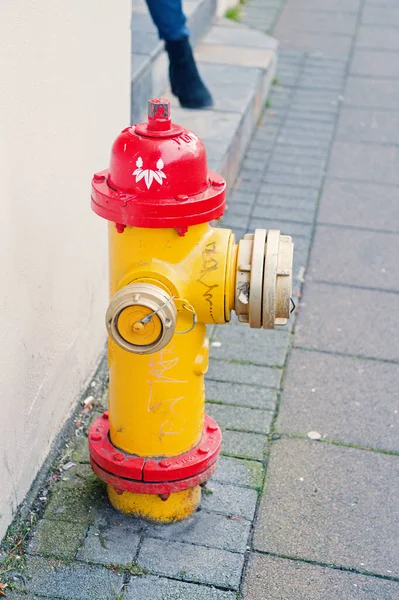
[0,1,130,540]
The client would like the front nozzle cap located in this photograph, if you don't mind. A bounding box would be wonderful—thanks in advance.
[106,283,177,354]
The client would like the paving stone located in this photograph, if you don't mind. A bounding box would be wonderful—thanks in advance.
[277,348,399,452]
[211,326,290,367]
[318,179,399,232]
[43,483,106,524]
[77,518,142,566]
[125,575,236,600]
[234,178,262,194]
[254,439,399,577]
[252,202,315,223]
[267,162,325,181]
[328,141,399,185]
[292,0,360,11]
[249,217,313,239]
[206,359,282,389]
[350,49,399,78]
[276,31,352,58]
[138,538,244,590]
[279,126,334,141]
[337,107,399,144]
[5,595,61,600]
[244,553,399,600]
[344,76,399,110]
[256,192,317,211]
[357,25,399,51]
[222,429,267,460]
[259,182,320,200]
[362,5,399,25]
[309,225,399,291]
[271,153,327,169]
[206,402,273,434]
[27,519,86,559]
[276,9,357,34]
[241,158,270,172]
[20,556,122,600]
[205,380,278,410]
[145,509,250,553]
[4,595,59,600]
[276,135,331,150]
[226,190,256,205]
[223,198,253,222]
[201,481,258,520]
[295,282,399,362]
[286,109,336,124]
[212,456,263,490]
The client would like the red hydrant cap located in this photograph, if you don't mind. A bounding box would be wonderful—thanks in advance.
[91,98,226,229]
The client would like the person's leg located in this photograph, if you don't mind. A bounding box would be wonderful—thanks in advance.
[145,0,213,109]
[146,0,189,41]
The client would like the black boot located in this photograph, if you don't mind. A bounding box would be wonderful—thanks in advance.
[165,37,213,109]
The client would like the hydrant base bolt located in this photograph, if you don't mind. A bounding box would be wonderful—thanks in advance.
[113,453,125,462]
[103,411,109,419]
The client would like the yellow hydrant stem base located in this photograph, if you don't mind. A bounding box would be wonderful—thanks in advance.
[107,485,201,522]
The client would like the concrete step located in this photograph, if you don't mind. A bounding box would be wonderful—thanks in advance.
[131,0,217,124]
[166,18,278,188]
[131,1,278,189]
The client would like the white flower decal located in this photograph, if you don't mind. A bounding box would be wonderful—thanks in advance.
[133,156,167,189]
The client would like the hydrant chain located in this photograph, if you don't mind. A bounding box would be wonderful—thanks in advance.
[175,300,197,335]
[138,295,175,326]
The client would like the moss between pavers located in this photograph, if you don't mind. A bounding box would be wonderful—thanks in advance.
[71,435,91,464]
[43,475,107,525]
[27,519,87,560]
[247,460,264,491]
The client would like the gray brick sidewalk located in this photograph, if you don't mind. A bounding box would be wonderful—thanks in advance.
[1,0,399,598]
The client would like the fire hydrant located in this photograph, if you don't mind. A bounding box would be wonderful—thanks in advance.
[88,98,293,522]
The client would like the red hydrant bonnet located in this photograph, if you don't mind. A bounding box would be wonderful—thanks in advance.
[91,99,226,229]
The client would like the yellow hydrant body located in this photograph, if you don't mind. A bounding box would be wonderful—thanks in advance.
[107,223,235,520]
[89,99,293,522]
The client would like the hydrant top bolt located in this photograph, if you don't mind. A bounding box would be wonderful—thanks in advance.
[133,322,145,333]
[175,194,188,202]
[211,178,224,188]
[103,411,109,420]
[93,173,106,182]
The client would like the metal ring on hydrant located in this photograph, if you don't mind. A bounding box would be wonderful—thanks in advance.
[106,283,177,354]
[234,229,294,329]
[88,413,222,495]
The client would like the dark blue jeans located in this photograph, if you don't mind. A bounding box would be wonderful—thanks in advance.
[145,0,189,41]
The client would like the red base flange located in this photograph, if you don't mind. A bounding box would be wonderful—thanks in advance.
[88,413,222,495]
